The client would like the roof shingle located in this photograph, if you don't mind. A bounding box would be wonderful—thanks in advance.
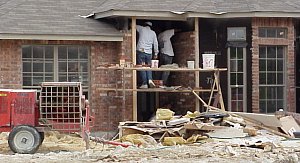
[0,0,122,37]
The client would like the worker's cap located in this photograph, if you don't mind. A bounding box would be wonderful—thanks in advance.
[144,21,152,27]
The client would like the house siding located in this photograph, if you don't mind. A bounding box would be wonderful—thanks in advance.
[251,17,295,113]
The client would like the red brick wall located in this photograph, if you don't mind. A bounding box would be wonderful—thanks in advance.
[160,31,196,115]
[0,40,22,88]
[252,17,295,113]
[91,32,133,131]
[0,38,132,132]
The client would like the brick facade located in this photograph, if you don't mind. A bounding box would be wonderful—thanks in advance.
[0,38,132,132]
[0,40,22,89]
[252,17,295,113]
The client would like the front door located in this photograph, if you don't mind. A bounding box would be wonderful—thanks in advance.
[228,47,247,112]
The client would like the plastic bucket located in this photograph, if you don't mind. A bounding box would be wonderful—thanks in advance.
[187,61,195,69]
[151,60,159,68]
[202,54,215,69]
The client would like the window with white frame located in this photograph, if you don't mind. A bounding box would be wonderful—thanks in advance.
[259,45,285,113]
[22,45,89,97]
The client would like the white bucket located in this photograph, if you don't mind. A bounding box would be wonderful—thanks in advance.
[187,61,195,69]
[202,54,215,69]
[151,60,159,68]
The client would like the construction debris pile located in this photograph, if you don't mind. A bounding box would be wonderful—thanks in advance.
[1,110,300,162]
[117,108,300,149]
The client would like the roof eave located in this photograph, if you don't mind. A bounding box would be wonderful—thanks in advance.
[94,10,187,21]
[187,11,300,18]
[0,34,123,41]
[95,10,300,19]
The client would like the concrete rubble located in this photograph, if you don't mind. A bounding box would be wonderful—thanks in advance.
[1,110,300,162]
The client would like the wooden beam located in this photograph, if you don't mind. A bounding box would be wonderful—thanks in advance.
[214,71,225,110]
[194,17,200,112]
[132,17,137,121]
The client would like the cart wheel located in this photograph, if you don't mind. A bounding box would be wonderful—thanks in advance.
[39,132,45,145]
[8,125,41,154]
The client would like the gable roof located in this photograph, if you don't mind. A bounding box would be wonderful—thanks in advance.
[0,0,123,41]
[92,0,300,19]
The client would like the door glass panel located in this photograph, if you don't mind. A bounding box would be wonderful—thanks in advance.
[230,87,243,112]
[230,60,237,72]
[237,73,243,85]
[229,47,246,112]
[237,48,243,59]
[230,48,236,59]
[230,73,237,85]
[237,60,243,72]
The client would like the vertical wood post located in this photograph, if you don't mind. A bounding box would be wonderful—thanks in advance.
[195,17,200,112]
[132,17,137,120]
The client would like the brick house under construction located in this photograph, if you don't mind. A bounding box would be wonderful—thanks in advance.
[1,0,300,136]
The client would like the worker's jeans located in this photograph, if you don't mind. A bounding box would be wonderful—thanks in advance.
[160,53,173,85]
[137,51,153,85]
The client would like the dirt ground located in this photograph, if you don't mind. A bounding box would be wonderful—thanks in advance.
[1,131,300,163]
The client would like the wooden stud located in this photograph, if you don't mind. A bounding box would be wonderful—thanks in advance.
[132,17,137,121]
[194,17,200,112]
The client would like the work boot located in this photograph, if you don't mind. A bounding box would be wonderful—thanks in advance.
[139,84,148,89]
[148,80,156,88]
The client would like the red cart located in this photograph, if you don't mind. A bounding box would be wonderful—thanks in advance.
[0,82,93,154]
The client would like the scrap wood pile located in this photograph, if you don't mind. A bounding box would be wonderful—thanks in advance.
[116,108,300,148]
